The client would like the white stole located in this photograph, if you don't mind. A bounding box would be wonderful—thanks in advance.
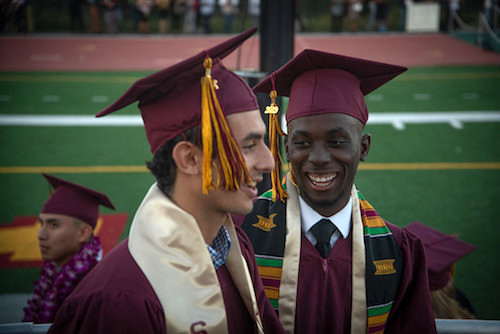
[278,177,367,334]
[129,183,264,334]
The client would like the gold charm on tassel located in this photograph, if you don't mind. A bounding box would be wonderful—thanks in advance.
[264,93,279,115]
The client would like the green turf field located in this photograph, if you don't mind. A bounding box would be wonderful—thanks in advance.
[0,65,499,319]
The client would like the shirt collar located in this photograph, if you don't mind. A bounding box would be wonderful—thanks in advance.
[206,225,232,270]
[299,195,352,240]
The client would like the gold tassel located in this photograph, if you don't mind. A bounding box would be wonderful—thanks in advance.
[265,89,288,202]
[200,56,252,194]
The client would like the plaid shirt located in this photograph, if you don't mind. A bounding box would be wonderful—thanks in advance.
[206,225,232,270]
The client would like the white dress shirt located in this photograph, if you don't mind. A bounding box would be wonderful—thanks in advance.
[299,195,352,248]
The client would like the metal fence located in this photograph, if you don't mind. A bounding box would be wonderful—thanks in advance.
[0,323,50,334]
[435,319,500,334]
[2,320,500,334]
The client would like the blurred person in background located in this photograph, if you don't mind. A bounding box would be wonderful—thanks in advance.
[374,0,390,32]
[330,0,346,32]
[365,0,376,31]
[397,0,407,31]
[219,0,238,33]
[102,0,120,33]
[483,0,499,27]
[183,0,197,33]
[347,0,363,31]
[248,0,259,28]
[156,0,170,33]
[136,0,153,33]
[171,0,186,33]
[404,221,477,319]
[69,0,85,33]
[2,0,28,33]
[128,0,141,32]
[199,0,215,33]
[23,174,115,324]
[156,0,184,34]
[88,0,102,33]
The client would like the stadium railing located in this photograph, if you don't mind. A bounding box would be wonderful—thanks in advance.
[0,322,50,334]
[435,319,500,333]
[2,320,500,334]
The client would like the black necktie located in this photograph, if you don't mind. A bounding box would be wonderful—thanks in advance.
[310,219,336,258]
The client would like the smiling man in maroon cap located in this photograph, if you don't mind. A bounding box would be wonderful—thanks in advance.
[241,49,437,333]
[23,173,115,324]
[48,29,283,334]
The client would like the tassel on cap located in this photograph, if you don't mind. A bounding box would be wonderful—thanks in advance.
[264,74,287,202]
[200,55,252,194]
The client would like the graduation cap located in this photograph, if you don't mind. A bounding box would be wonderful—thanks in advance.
[405,221,477,291]
[97,28,259,194]
[253,49,407,125]
[41,173,115,228]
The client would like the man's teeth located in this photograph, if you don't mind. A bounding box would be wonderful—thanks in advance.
[309,174,335,183]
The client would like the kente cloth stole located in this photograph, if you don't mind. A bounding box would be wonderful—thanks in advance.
[241,179,401,334]
[129,183,264,334]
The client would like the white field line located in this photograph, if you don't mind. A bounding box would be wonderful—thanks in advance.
[367,111,500,130]
[1,112,500,129]
[0,115,143,126]
[279,111,500,131]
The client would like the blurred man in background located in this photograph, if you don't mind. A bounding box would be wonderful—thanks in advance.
[23,173,114,324]
[405,221,477,319]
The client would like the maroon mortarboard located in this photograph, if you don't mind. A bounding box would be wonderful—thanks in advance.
[405,221,477,291]
[253,49,407,125]
[96,27,259,155]
[96,29,259,194]
[41,173,115,228]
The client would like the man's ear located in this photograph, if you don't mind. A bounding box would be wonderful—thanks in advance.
[360,133,371,162]
[77,223,93,243]
[172,141,202,175]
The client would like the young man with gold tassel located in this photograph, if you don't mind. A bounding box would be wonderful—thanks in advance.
[48,29,284,334]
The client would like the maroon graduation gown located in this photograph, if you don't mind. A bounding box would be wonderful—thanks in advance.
[294,222,436,334]
[48,227,283,334]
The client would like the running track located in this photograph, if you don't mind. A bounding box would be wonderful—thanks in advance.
[1,32,499,72]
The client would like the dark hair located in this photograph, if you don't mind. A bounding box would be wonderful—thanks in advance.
[146,127,199,196]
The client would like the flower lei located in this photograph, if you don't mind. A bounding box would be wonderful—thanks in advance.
[23,237,102,324]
